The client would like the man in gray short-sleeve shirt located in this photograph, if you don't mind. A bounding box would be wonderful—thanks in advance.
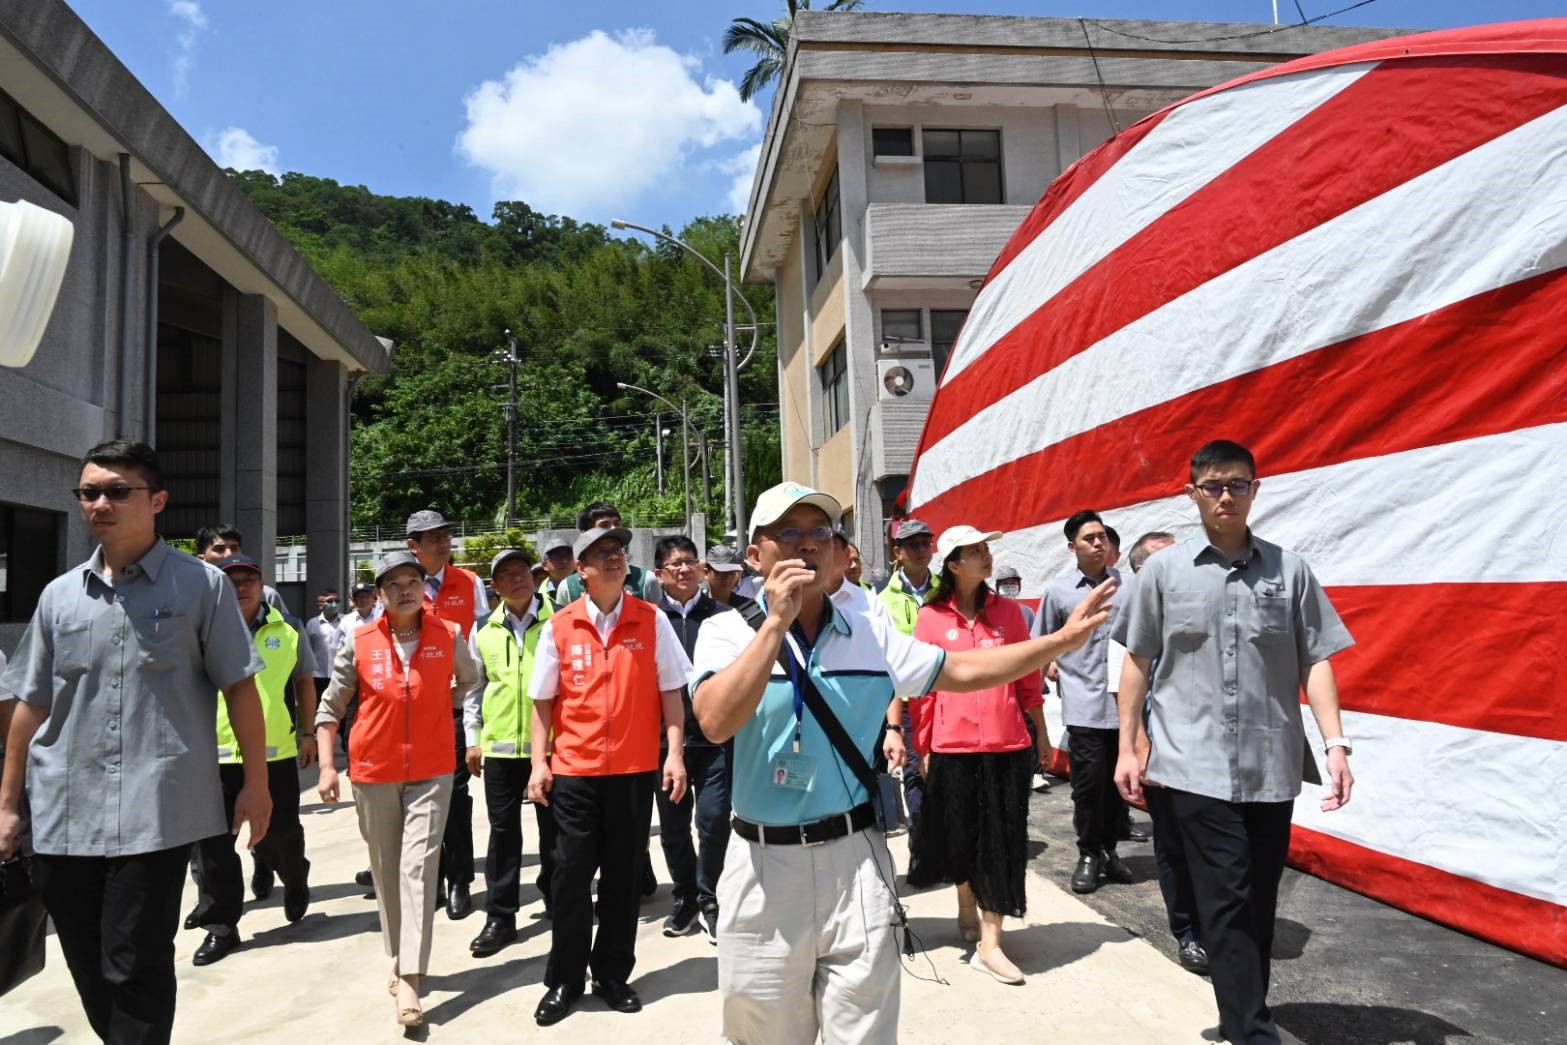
[1113,440,1355,1045]
[0,440,270,1044]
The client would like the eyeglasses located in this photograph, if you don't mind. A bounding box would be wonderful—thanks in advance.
[660,558,699,572]
[897,536,933,549]
[72,485,152,503]
[767,524,834,545]
[1194,480,1256,499]
[583,544,626,563]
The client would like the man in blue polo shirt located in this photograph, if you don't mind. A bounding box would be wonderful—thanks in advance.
[692,483,1114,1045]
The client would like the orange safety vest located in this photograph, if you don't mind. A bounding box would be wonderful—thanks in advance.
[349,615,460,784]
[426,564,484,638]
[549,595,663,776]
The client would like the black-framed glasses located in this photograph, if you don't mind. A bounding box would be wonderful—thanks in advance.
[1194,480,1256,499]
[660,558,700,572]
[583,543,626,563]
[71,485,152,503]
[768,524,834,545]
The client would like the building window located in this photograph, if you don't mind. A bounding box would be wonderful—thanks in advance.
[930,309,969,378]
[819,339,848,436]
[0,88,76,206]
[923,129,1002,205]
[0,502,63,623]
[879,308,922,351]
[872,127,915,157]
[813,167,841,282]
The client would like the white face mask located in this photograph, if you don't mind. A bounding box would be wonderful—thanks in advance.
[997,582,1021,598]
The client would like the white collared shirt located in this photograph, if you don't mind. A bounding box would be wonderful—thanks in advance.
[527,593,691,702]
[661,589,703,618]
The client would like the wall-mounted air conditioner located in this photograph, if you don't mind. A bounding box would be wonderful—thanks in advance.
[876,357,935,402]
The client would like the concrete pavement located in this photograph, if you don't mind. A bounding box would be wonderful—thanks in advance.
[5,760,1226,1043]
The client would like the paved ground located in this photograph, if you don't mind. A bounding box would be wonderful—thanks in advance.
[1025,777,1567,1045]
[5,756,1228,1044]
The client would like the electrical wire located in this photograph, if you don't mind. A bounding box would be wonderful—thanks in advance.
[1084,0,1379,45]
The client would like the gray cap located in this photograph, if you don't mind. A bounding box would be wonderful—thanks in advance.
[893,518,932,542]
[994,564,1022,582]
[574,526,632,561]
[705,545,743,572]
[405,508,450,536]
[374,550,425,585]
[541,535,572,556]
[490,548,532,574]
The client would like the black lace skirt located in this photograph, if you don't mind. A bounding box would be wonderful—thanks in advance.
[907,747,1034,917]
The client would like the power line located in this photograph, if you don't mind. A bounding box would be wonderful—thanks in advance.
[1084,0,1379,45]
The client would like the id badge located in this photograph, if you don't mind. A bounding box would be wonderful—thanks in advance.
[769,753,817,792]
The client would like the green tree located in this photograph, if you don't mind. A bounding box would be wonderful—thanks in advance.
[723,0,866,102]
[458,528,538,577]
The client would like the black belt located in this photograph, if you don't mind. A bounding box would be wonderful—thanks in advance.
[731,802,876,847]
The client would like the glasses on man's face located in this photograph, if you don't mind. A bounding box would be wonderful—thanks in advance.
[1194,479,1256,499]
[768,524,834,546]
[660,558,699,572]
[584,544,626,563]
[898,537,933,550]
[72,485,151,503]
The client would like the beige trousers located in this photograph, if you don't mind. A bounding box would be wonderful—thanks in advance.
[353,775,453,976]
[717,828,901,1045]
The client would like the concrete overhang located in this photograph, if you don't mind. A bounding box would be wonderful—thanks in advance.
[0,0,392,374]
[739,11,1409,284]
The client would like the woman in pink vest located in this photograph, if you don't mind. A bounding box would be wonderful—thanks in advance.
[315,550,481,1028]
[909,526,1048,986]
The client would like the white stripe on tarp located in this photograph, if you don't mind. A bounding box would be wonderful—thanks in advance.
[1293,709,1567,905]
[983,423,1567,595]
[914,100,1567,506]
[942,62,1376,384]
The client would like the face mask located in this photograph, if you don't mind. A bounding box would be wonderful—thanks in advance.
[998,583,1020,598]
[324,600,340,613]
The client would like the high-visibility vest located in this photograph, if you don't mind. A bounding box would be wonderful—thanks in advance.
[216,604,298,764]
[549,595,662,776]
[878,570,939,638]
[349,614,460,784]
[426,564,484,638]
[474,596,552,758]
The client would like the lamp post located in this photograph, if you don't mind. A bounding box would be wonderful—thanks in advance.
[618,381,691,536]
[611,218,757,544]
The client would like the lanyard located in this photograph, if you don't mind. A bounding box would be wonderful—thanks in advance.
[783,630,811,754]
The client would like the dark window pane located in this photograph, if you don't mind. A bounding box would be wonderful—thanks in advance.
[881,309,922,343]
[814,168,841,281]
[930,309,969,379]
[20,114,74,203]
[922,129,960,158]
[964,161,1003,205]
[873,127,915,157]
[0,94,23,167]
[961,130,1001,159]
[924,160,962,204]
[0,503,62,623]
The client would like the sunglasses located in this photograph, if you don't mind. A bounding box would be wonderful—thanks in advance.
[72,485,153,503]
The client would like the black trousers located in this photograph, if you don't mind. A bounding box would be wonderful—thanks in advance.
[546,771,655,988]
[1145,785,1201,946]
[655,744,732,907]
[900,699,926,826]
[440,710,475,886]
[1067,726,1126,857]
[36,843,191,1045]
[1168,789,1293,1045]
[481,756,559,916]
[191,760,309,931]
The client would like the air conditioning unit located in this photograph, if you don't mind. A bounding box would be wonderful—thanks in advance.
[876,357,935,402]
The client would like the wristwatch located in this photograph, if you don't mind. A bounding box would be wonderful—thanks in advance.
[885,723,904,735]
[1323,737,1353,756]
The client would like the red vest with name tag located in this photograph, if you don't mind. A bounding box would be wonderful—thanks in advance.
[549,596,662,776]
[349,615,460,783]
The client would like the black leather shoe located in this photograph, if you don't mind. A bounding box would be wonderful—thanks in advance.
[250,863,274,901]
[1102,853,1135,884]
[183,909,200,931]
[1126,827,1151,843]
[284,884,310,923]
[1070,853,1102,893]
[534,983,583,1026]
[591,979,642,1014]
[470,915,517,956]
[446,882,472,920]
[192,929,240,966]
[354,868,373,887]
[1179,940,1211,975]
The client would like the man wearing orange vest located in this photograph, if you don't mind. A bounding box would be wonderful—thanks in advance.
[405,508,488,920]
[526,525,692,1026]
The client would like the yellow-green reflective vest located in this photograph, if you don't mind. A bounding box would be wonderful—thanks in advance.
[474,596,552,758]
[216,604,299,764]
[877,570,939,638]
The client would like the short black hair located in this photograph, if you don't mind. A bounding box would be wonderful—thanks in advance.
[654,534,699,567]
[1128,531,1175,572]
[1105,525,1120,551]
[318,588,339,598]
[196,523,242,554]
[578,501,621,531]
[84,439,164,492]
[1063,510,1103,542]
[1190,440,1256,482]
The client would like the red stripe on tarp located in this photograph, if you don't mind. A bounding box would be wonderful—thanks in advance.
[922,55,1567,450]
[912,264,1567,536]
[1290,826,1567,968]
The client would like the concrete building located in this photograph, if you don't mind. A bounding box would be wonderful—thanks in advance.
[0,0,390,648]
[740,12,1400,574]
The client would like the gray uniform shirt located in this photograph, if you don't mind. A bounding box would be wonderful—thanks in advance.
[0,539,264,856]
[1033,566,1125,729]
[1115,533,1353,804]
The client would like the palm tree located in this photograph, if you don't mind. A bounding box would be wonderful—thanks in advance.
[723,0,866,102]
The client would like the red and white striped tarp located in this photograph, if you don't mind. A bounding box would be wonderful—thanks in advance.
[905,20,1567,967]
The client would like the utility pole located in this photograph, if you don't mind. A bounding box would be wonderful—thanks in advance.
[724,253,748,545]
[654,413,665,496]
[495,329,521,527]
[699,429,712,507]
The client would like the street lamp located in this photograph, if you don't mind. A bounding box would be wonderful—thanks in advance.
[611,218,757,544]
[617,381,691,537]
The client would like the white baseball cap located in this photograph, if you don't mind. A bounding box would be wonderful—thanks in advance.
[936,525,1003,565]
[749,482,842,541]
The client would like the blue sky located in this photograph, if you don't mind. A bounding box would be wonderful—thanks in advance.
[72,0,1561,232]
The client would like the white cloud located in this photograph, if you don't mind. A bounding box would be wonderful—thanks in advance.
[210,127,279,174]
[457,29,761,217]
[721,142,763,215]
[166,0,207,97]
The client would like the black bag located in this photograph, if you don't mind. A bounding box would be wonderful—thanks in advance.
[0,854,47,997]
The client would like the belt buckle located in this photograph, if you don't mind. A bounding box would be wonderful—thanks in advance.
[799,820,828,847]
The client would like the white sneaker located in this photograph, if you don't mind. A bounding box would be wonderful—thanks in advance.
[1031,773,1051,793]
[969,950,1025,985]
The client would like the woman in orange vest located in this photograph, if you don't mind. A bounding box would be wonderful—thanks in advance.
[315,550,481,1029]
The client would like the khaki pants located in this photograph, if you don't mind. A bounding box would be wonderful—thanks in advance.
[717,827,901,1045]
[354,775,453,976]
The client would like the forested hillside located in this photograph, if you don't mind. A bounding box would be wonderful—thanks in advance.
[229,171,780,531]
